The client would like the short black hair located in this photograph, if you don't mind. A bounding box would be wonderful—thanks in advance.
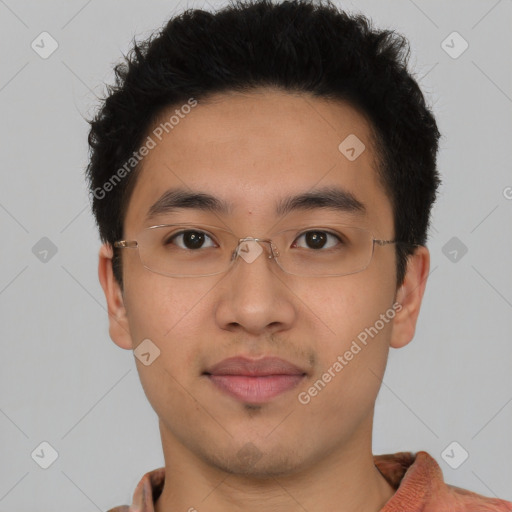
[86,0,441,289]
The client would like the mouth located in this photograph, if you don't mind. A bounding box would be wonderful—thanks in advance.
[203,356,307,404]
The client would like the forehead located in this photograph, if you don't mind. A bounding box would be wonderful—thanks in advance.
[124,88,393,234]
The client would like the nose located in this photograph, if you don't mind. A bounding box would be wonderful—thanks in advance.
[214,237,296,335]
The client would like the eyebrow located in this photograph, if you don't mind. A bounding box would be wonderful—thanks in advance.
[145,185,366,222]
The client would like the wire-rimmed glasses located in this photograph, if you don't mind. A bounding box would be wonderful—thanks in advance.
[114,222,414,278]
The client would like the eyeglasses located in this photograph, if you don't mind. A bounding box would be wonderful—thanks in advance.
[113,222,414,278]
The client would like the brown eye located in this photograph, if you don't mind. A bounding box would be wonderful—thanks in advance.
[166,230,216,250]
[293,230,341,250]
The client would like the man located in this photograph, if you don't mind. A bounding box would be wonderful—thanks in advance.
[86,0,512,510]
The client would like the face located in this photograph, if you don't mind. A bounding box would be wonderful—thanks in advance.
[99,88,429,477]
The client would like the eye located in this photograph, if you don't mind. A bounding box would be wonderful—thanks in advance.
[165,230,217,250]
[292,230,342,250]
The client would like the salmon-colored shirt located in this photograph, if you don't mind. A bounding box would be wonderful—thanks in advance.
[106,451,512,512]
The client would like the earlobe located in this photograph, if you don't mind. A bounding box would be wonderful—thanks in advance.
[98,243,133,350]
[389,246,430,349]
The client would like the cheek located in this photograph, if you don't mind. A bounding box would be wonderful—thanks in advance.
[122,276,214,413]
[296,270,395,388]
[123,269,212,340]
[122,275,219,399]
[293,277,394,438]
[299,267,395,342]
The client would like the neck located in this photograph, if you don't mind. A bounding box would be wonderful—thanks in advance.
[154,421,395,512]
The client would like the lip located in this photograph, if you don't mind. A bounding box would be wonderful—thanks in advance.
[204,356,307,404]
[205,356,307,376]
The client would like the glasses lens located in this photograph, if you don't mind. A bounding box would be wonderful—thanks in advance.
[275,225,373,276]
[136,223,374,277]
[138,224,236,277]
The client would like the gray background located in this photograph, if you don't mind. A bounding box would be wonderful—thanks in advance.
[0,0,511,510]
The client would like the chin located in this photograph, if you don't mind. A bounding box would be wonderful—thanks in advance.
[201,442,309,479]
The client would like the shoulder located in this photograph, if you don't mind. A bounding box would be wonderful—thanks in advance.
[377,451,512,511]
[442,480,512,512]
[415,451,512,511]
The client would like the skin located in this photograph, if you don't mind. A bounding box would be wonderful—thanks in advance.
[98,87,430,512]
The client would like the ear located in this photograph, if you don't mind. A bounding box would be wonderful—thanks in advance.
[98,243,133,350]
[390,245,430,349]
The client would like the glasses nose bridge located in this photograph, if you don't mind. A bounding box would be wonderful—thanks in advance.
[233,236,279,264]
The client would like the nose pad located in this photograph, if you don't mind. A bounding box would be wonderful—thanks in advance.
[234,238,275,265]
